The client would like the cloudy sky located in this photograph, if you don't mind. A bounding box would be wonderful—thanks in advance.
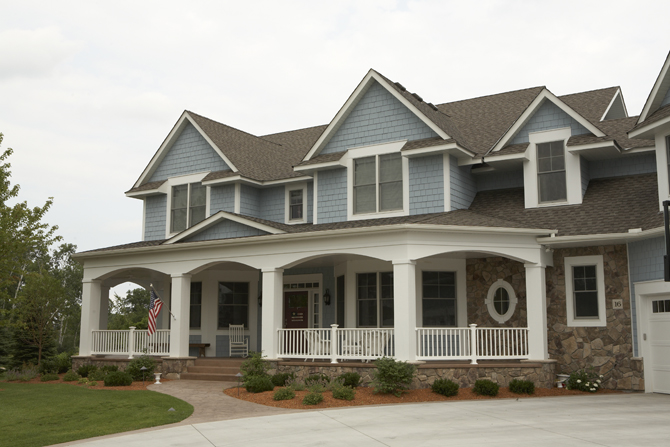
[1,1,669,295]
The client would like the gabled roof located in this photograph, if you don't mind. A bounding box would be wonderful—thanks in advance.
[637,51,670,124]
[560,87,621,124]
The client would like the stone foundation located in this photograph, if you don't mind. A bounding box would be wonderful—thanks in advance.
[271,360,557,389]
[71,355,195,379]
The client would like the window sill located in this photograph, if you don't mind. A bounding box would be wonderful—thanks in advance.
[566,319,606,328]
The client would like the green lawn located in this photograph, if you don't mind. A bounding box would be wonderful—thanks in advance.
[0,382,194,447]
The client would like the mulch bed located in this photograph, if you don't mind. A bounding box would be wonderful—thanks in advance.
[4,373,164,391]
[224,385,622,410]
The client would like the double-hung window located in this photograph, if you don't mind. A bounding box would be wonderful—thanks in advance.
[537,141,566,203]
[564,255,606,327]
[422,271,456,326]
[217,282,249,328]
[171,182,206,233]
[357,272,394,327]
[354,153,402,214]
[289,189,303,221]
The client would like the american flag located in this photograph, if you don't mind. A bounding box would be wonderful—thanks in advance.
[148,286,164,336]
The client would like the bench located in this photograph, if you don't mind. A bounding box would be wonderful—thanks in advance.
[189,343,210,357]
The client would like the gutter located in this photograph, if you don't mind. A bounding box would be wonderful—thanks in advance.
[537,226,663,247]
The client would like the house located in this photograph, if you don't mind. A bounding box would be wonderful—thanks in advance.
[73,52,670,393]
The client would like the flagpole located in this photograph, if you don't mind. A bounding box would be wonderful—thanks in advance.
[150,284,176,320]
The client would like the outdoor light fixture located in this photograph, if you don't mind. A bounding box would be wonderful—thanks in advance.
[323,289,331,305]
[236,372,243,396]
[140,366,148,385]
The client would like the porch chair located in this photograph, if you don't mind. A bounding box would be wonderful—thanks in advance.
[229,324,248,358]
[362,330,391,362]
[304,329,330,362]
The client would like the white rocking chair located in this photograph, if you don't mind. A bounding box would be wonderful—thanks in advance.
[229,324,248,358]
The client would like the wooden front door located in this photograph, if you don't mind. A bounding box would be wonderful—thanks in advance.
[284,291,309,329]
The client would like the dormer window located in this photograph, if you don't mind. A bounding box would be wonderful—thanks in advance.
[537,141,566,203]
[171,182,206,233]
[289,189,303,220]
[354,153,402,214]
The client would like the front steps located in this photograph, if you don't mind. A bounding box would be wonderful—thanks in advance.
[180,357,246,382]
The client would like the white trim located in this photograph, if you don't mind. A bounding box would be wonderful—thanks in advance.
[564,255,607,327]
[234,183,241,214]
[417,259,467,328]
[634,279,670,393]
[303,70,450,161]
[491,90,605,153]
[285,182,308,224]
[164,210,286,245]
[345,140,410,221]
[600,88,628,121]
[567,141,621,153]
[639,51,670,123]
[538,227,664,247]
[164,172,210,238]
[401,142,475,160]
[655,133,670,210]
[443,153,451,212]
[202,174,313,187]
[135,112,239,188]
[205,186,211,217]
[313,171,318,225]
[485,279,518,324]
[141,199,146,241]
[629,114,670,140]
[293,160,344,173]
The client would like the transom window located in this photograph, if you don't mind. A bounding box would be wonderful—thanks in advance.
[537,141,566,203]
[218,282,249,329]
[354,153,402,214]
[572,265,598,318]
[357,272,394,327]
[289,189,303,220]
[652,299,670,313]
[171,183,206,233]
[422,271,456,327]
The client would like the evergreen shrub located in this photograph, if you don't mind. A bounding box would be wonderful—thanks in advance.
[431,378,459,397]
[126,355,156,380]
[371,357,416,397]
[509,379,535,395]
[337,372,361,388]
[245,376,274,393]
[473,379,499,396]
[104,371,133,386]
[273,387,296,401]
[302,392,324,405]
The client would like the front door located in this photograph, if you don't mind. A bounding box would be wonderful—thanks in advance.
[284,291,309,329]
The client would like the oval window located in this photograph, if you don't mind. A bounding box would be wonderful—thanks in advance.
[485,279,517,323]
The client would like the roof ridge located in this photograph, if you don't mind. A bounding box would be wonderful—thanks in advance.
[436,86,546,106]
[558,86,619,98]
[187,110,284,149]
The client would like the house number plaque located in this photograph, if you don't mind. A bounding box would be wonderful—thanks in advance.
[612,299,623,309]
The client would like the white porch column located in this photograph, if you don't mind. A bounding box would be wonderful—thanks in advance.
[169,274,192,358]
[79,279,102,356]
[99,285,110,330]
[261,268,284,359]
[393,260,417,362]
[525,263,549,360]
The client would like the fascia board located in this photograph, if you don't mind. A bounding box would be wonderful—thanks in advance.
[491,90,606,153]
[125,189,162,199]
[402,143,475,159]
[184,112,238,172]
[639,51,670,123]
[537,226,664,247]
[293,161,343,173]
[164,211,286,245]
[202,174,313,187]
[629,115,670,139]
[476,152,528,165]
[566,141,621,153]
[622,146,655,154]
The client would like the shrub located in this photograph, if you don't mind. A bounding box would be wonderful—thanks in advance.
[273,387,296,401]
[432,378,459,397]
[509,379,535,395]
[371,357,416,397]
[331,384,356,401]
[55,352,73,373]
[63,369,79,382]
[285,377,306,391]
[89,381,98,386]
[566,368,602,393]
[101,365,119,373]
[338,372,361,388]
[302,392,324,405]
[126,355,156,381]
[78,377,89,385]
[7,365,39,382]
[241,352,270,383]
[40,373,60,382]
[473,379,499,396]
[89,369,106,382]
[76,364,98,378]
[245,376,274,393]
[104,371,133,386]
[38,359,59,375]
[271,372,295,387]
[304,373,330,385]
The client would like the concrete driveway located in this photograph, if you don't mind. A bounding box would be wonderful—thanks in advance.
[59,392,669,447]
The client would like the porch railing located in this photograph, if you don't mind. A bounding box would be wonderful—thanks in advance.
[91,327,170,358]
[416,324,529,364]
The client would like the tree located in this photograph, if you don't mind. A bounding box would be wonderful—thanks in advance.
[108,288,151,330]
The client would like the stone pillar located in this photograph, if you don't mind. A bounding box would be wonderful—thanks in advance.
[79,279,102,356]
[169,274,191,358]
[393,260,417,362]
[99,285,110,330]
[261,268,284,359]
[525,263,549,360]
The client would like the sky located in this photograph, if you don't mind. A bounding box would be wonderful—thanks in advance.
[1,0,669,297]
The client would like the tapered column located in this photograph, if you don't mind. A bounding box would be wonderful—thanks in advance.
[393,260,417,362]
[79,279,102,356]
[169,274,191,358]
[99,285,110,330]
[261,268,284,359]
[525,263,549,360]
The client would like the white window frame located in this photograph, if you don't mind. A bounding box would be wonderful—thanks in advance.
[564,255,607,327]
[523,127,583,208]
[284,182,307,224]
[344,140,409,221]
[356,271,395,328]
[485,279,518,324]
[417,259,467,328]
[282,274,323,329]
[164,172,210,237]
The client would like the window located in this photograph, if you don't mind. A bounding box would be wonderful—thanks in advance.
[422,271,456,326]
[564,255,606,327]
[171,182,206,233]
[652,299,670,313]
[354,153,402,214]
[537,141,566,203]
[289,189,303,220]
[357,272,394,327]
[218,282,249,328]
[485,279,518,323]
[189,282,202,329]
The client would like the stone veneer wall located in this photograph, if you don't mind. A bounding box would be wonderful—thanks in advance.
[466,257,527,327]
[547,245,643,390]
[72,356,195,379]
[271,360,556,389]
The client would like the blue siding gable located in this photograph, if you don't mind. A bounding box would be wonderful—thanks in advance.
[510,100,590,145]
[149,122,229,182]
[144,195,166,241]
[259,186,284,223]
[210,185,235,215]
[240,184,260,218]
[320,81,438,155]
[317,169,347,223]
[450,155,476,210]
[661,87,670,108]
[409,155,444,215]
[476,169,524,192]
[183,219,268,242]
[588,153,656,180]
